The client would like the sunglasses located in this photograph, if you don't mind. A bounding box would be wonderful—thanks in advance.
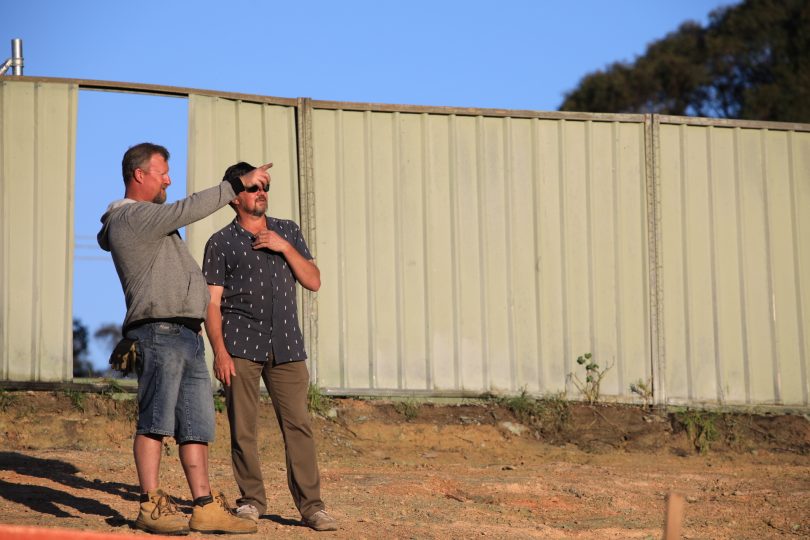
[245,184,269,193]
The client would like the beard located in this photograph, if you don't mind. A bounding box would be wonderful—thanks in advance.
[152,188,167,204]
[249,200,267,217]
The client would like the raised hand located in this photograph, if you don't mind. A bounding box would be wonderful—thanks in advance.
[239,162,273,189]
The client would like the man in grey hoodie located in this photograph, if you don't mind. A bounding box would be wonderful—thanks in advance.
[98,142,270,536]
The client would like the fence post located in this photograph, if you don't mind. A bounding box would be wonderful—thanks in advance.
[296,97,319,384]
[645,113,666,406]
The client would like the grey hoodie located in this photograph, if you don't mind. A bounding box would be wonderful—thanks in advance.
[97,182,237,331]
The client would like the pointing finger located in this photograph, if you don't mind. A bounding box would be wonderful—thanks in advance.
[259,162,273,171]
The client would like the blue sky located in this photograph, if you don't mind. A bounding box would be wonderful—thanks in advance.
[3,0,735,369]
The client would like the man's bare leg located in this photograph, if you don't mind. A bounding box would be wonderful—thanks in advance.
[179,442,212,499]
[134,434,163,493]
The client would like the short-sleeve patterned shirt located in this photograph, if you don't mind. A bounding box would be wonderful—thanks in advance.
[202,217,313,364]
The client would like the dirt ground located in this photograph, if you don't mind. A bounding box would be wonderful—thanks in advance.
[0,390,808,539]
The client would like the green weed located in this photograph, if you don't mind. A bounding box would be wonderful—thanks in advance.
[569,353,614,404]
[63,389,85,412]
[213,393,226,414]
[499,388,570,435]
[0,389,18,411]
[100,378,127,396]
[307,384,335,418]
[676,409,719,454]
[393,398,420,421]
[630,378,654,409]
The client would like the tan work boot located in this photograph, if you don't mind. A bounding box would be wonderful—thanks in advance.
[189,491,258,534]
[134,489,190,536]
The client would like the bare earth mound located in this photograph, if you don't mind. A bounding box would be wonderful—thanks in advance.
[0,391,808,539]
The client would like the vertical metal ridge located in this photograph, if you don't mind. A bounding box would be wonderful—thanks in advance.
[63,83,77,380]
[420,113,433,390]
[449,115,461,389]
[295,98,317,381]
[645,114,664,404]
[286,105,309,378]
[558,120,571,391]
[259,103,268,176]
[335,110,347,388]
[759,130,780,403]
[678,124,693,400]
[234,100,242,156]
[503,118,516,391]
[611,122,625,394]
[706,127,724,403]
[363,111,376,388]
[786,131,809,405]
[186,95,200,196]
[732,127,752,403]
[286,105,300,222]
[475,116,490,390]
[0,82,6,378]
[31,83,40,380]
[392,112,404,389]
[585,121,596,367]
[531,119,543,391]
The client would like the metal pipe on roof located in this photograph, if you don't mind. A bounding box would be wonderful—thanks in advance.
[11,38,23,75]
[0,38,24,76]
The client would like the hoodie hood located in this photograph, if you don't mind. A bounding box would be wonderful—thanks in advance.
[97,198,136,251]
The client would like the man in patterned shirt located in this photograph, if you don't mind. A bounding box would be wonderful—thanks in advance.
[202,162,337,532]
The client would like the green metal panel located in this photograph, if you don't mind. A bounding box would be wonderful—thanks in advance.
[0,80,76,381]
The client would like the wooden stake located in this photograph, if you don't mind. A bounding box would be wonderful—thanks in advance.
[663,492,686,540]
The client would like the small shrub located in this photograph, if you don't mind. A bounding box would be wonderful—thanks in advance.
[100,378,127,397]
[393,398,420,421]
[569,353,614,404]
[213,392,226,414]
[538,392,571,434]
[630,378,654,409]
[500,388,536,421]
[307,384,334,418]
[676,409,719,454]
[0,389,18,411]
[63,389,85,412]
[499,388,570,435]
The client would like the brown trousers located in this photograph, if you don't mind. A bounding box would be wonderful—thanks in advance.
[225,357,323,518]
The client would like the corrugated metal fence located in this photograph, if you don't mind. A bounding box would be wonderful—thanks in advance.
[0,80,76,382]
[655,117,810,406]
[1,78,808,408]
[307,109,651,400]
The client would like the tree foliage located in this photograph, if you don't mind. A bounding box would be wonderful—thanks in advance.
[559,0,810,122]
[94,322,122,353]
[72,318,95,378]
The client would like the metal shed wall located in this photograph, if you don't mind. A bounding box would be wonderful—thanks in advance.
[0,80,77,381]
[185,94,309,368]
[310,109,652,397]
[657,121,810,406]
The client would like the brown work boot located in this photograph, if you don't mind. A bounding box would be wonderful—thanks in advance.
[134,489,190,536]
[189,491,258,534]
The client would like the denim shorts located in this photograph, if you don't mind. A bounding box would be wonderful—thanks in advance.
[127,322,215,443]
